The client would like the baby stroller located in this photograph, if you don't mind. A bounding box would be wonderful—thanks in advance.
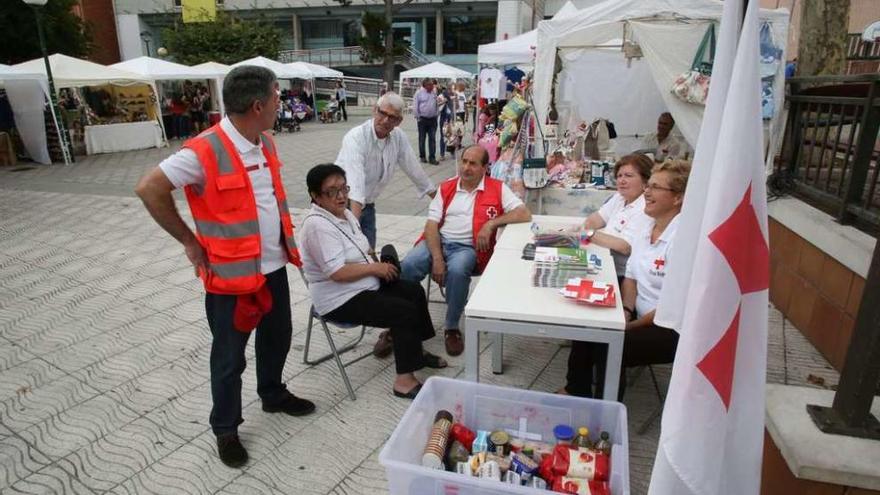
[321,100,341,123]
[275,104,296,133]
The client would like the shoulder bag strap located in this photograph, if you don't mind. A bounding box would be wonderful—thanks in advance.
[303,214,373,264]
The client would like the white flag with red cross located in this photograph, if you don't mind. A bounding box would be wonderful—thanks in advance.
[648,0,770,493]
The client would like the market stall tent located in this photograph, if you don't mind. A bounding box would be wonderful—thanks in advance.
[477,1,582,66]
[230,56,312,80]
[0,64,59,164]
[533,0,789,162]
[112,56,226,115]
[192,61,231,76]
[13,54,167,154]
[398,61,473,99]
[288,61,343,79]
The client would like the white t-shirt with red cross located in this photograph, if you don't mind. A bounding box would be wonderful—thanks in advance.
[625,214,680,317]
[597,192,652,275]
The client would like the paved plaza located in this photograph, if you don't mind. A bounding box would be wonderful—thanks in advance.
[0,109,842,494]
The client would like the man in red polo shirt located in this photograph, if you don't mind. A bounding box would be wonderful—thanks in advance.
[396,145,531,356]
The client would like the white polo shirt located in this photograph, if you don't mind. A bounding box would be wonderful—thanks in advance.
[427,177,524,243]
[158,117,287,275]
[297,204,380,315]
[597,193,652,275]
[625,215,680,317]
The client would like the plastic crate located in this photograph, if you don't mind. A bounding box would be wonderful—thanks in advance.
[379,377,629,495]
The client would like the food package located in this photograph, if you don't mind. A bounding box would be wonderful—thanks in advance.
[551,477,611,494]
[550,445,610,482]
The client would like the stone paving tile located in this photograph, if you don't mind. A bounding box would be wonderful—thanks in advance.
[0,112,845,495]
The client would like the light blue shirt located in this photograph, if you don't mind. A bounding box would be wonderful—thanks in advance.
[414,87,438,119]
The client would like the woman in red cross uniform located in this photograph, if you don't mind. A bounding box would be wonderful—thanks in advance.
[562,159,691,400]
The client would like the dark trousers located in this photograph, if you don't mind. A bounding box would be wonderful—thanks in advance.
[325,280,435,374]
[566,324,679,401]
[339,99,348,121]
[205,267,292,435]
[417,116,437,161]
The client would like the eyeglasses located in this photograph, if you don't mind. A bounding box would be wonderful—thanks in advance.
[644,183,677,193]
[321,185,350,198]
[376,108,403,122]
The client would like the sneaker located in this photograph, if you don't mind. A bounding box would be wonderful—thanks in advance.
[216,433,248,468]
[262,393,316,416]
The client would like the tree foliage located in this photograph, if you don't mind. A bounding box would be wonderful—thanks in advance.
[796,0,851,76]
[0,0,92,65]
[162,12,282,65]
[358,10,408,63]
[334,0,415,85]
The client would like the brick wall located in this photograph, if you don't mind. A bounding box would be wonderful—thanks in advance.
[76,0,121,65]
[762,430,880,495]
[769,218,866,371]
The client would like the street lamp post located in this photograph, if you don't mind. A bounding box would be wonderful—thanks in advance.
[140,31,153,57]
[22,0,73,165]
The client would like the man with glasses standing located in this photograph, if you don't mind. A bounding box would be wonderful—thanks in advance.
[335,91,436,358]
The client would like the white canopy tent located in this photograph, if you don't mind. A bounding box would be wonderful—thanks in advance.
[192,61,231,77]
[533,0,789,162]
[230,56,312,80]
[14,54,166,155]
[398,61,473,98]
[112,56,227,115]
[288,61,343,79]
[477,1,582,66]
[0,64,58,164]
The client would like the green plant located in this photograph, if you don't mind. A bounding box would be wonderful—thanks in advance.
[161,12,282,65]
[0,0,92,64]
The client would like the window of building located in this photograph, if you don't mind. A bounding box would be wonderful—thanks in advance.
[442,15,495,54]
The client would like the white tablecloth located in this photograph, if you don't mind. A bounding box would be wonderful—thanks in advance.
[84,122,164,155]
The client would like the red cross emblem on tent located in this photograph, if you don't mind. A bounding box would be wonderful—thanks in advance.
[654,257,665,270]
[485,206,499,219]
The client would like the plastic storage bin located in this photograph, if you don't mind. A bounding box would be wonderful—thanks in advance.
[379,377,629,495]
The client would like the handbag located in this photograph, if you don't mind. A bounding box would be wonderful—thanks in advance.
[671,23,716,105]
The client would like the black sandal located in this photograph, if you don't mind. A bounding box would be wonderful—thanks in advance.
[393,383,422,400]
[423,351,448,369]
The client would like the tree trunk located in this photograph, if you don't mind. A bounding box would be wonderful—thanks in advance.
[796,0,851,76]
[383,0,395,86]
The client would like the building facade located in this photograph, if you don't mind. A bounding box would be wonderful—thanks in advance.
[111,0,506,72]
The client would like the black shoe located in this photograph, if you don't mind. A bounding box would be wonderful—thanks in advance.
[262,393,316,416]
[216,433,248,468]
[419,157,427,164]
[429,159,440,165]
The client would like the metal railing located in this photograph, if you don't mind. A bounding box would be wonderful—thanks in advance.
[776,74,880,232]
[278,45,431,69]
[846,33,880,61]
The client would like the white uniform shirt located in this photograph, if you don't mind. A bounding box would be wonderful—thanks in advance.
[335,119,435,206]
[625,215,680,317]
[597,193,652,275]
[298,204,380,315]
[427,177,524,243]
[159,117,287,274]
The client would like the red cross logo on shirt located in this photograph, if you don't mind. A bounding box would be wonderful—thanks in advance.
[654,257,665,270]
[485,206,498,219]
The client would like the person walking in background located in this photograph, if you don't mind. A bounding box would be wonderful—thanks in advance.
[437,85,453,161]
[413,78,439,165]
[335,80,348,122]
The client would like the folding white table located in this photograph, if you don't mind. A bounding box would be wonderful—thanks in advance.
[464,216,626,401]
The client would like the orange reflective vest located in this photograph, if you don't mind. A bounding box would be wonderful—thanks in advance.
[419,176,504,275]
[182,124,301,295]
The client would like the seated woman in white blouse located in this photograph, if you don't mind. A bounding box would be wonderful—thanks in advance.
[298,164,446,400]
[562,159,691,399]
[577,153,654,278]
